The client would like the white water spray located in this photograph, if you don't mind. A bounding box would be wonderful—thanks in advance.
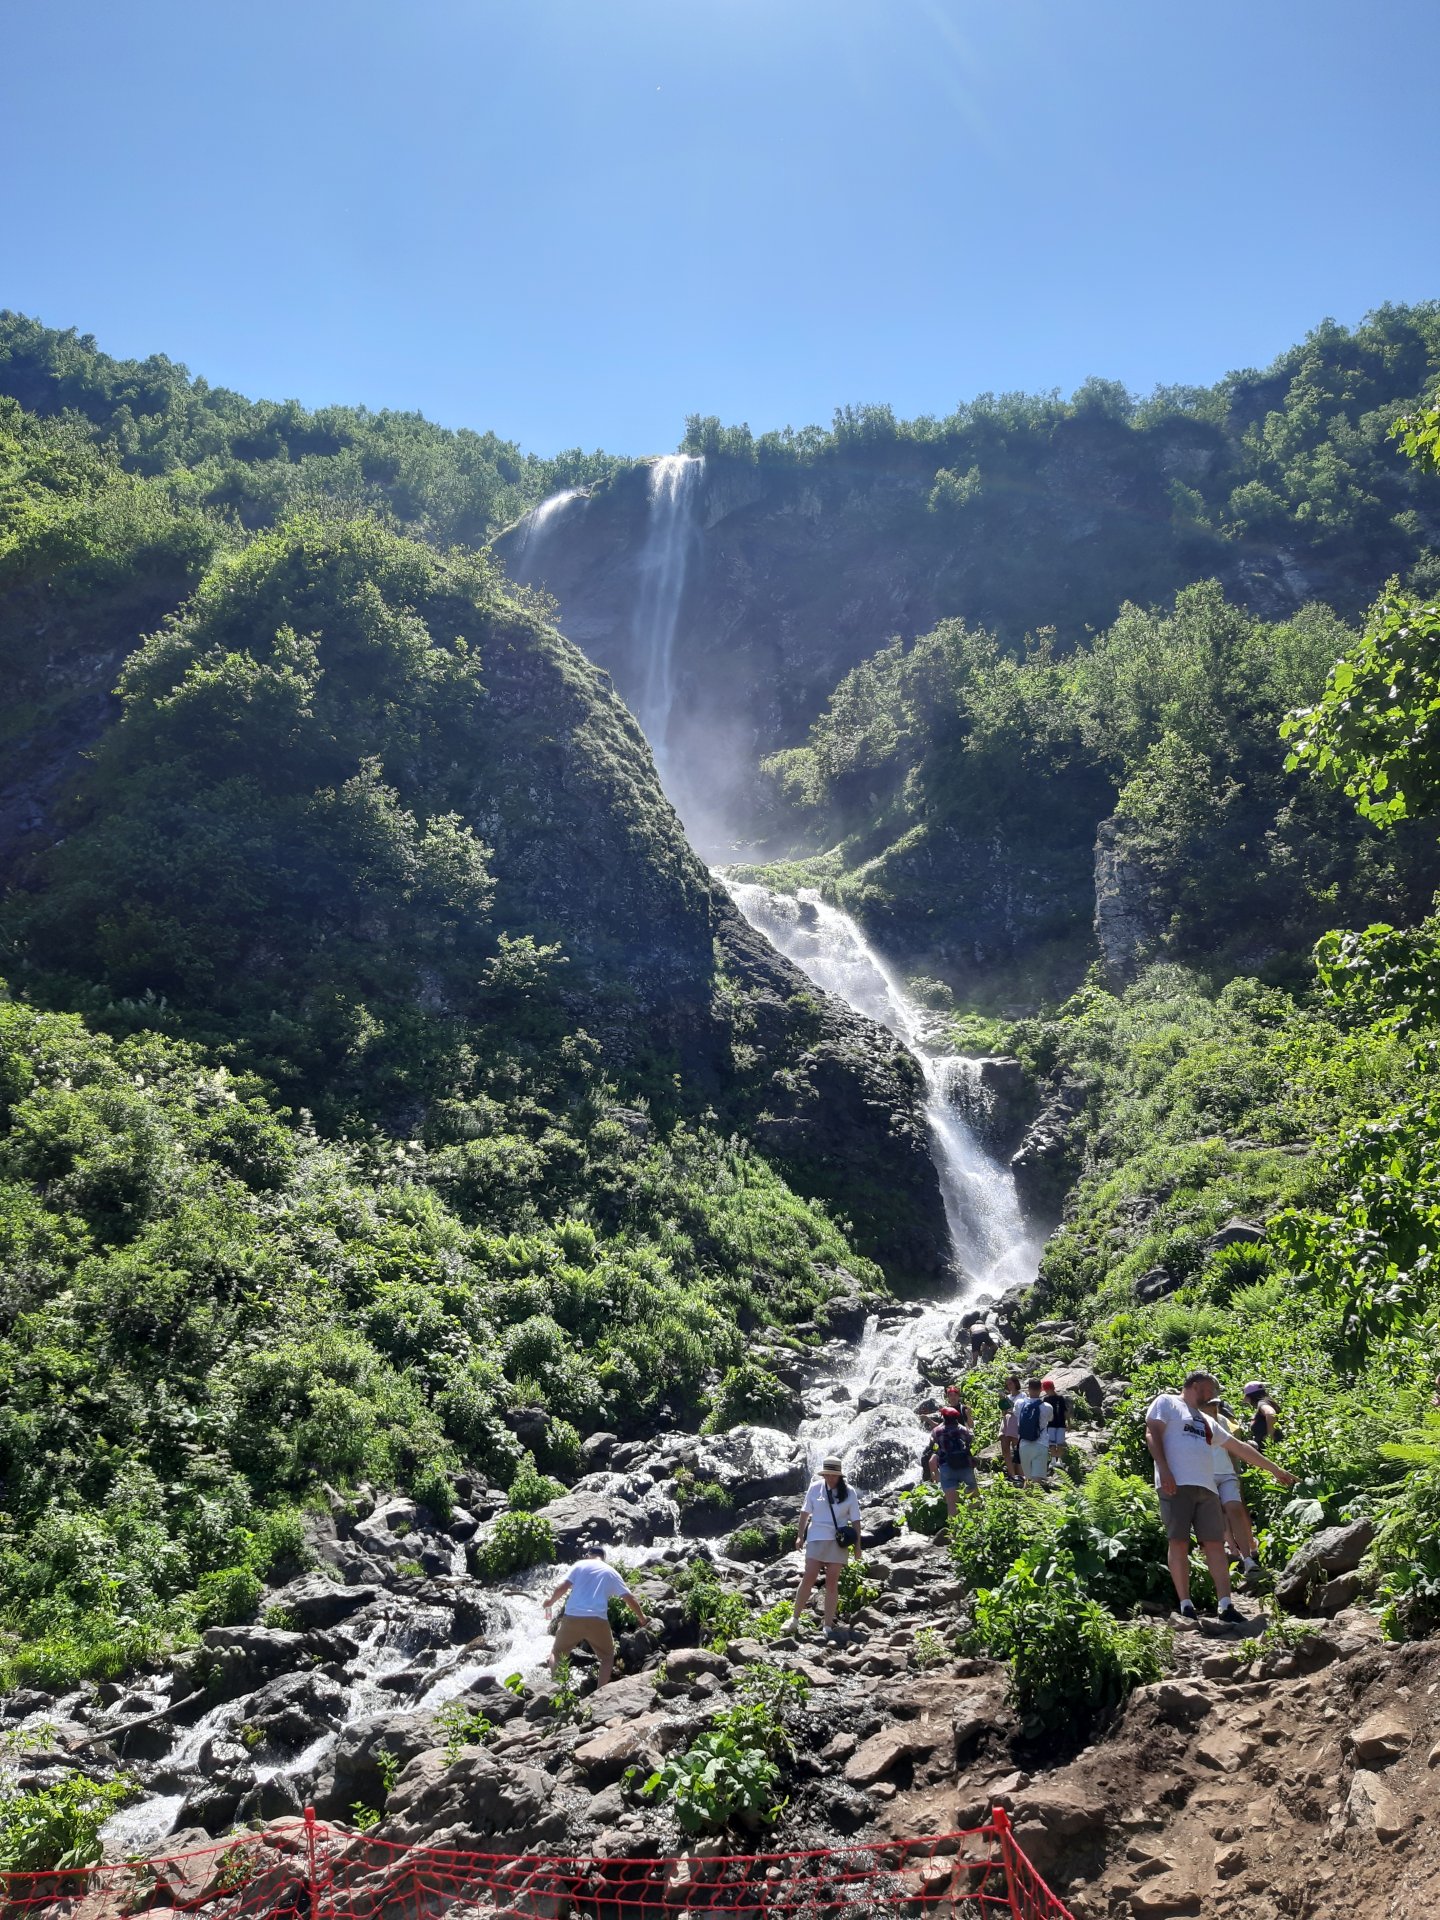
[723,881,1040,1297]
[630,455,703,787]
[512,486,584,584]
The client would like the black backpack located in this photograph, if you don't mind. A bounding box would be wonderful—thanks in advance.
[1046,1392,1069,1427]
[935,1422,972,1468]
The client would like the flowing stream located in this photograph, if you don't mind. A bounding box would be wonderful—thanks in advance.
[101,461,1044,1854]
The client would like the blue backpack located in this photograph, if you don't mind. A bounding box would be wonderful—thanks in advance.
[935,1422,972,1468]
[1017,1396,1045,1444]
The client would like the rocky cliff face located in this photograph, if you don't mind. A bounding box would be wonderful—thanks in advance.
[493,436,1339,845]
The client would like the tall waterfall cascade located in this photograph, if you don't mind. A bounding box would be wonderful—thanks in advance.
[630,455,703,788]
[723,881,1040,1298]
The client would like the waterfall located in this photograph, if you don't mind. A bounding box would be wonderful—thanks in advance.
[512,486,583,586]
[630,455,703,788]
[722,880,1040,1298]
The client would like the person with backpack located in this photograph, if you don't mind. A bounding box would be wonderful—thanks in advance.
[1016,1376,1053,1481]
[1146,1369,1296,1623]
[999,1372,1023,1482]
[789,1456,863,1640]
[1042,1377,1069,1461]
[923,1404,978,1516]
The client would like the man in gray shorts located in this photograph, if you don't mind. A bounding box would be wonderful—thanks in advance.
[1145,1370,1296,1624]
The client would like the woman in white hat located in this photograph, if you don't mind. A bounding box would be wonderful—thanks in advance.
[789,1456,862,1639]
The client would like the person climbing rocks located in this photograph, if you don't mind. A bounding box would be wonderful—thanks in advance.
[923,1404,978,1516]
[1201,1391,1262,1582]
[1016,1376,1053,1481]
[791,1455,863,1640]
[1146,1371,1296,1625]
[1042,1377,1069,1463]
[544,1545,647,1689]
[999,1372,1023,1481]
[1243,1381,1282,1449]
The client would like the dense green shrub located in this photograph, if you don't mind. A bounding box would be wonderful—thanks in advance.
[702,1361,797,1434]
[471,1512,555,1582]
[506,1452,565,1514]
[968,1548,1171,1740]
[0,1769,135,1871]
[191,1567,262,1628]
[948,1476,1059,1591]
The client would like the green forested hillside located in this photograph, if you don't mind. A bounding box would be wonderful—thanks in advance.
[760,581,1440,986]
[0,311,625,547]
[684,303,1440,637]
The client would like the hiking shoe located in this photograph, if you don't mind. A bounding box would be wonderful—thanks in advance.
[1217,1599,1243,1625]
[1178,1600,1198,1622]
[1241,1556,1262,1578]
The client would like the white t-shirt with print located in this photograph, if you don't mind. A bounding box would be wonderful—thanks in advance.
[561,1560,630,1619]
[801,1480,861,1543]
[1145,1393,1218,1492]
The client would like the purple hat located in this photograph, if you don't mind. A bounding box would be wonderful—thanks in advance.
[1242,1381,1267,1399]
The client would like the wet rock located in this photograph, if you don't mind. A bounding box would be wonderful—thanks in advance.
[693,1427,809,1503]
[821,1404,926,1496]
[178,1736,256,1831]
[579,1432,619,1471]
[1276,1519,1376,1610]
[243,1669,347,1749]
[818,1293,871,1342]
[267,1575,380,1631]
[236,1774,304,1824]
[191,1626,312,1700]
[1010,1080,1083,1217]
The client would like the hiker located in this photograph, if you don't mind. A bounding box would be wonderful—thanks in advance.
[1016,1376,1053,1480]
[790,1455,863,1639]
[1201,1392,1261,1581]
[544,1545,648,1689]
[923,1404,978,1517]
[943,1383,972,1419]
[968,1318,990,1365]
[999,1372,1023,1480]
[1242,1381,1282,1449]
[1042,1377,1069,1462]
[1146,1371,1296,1624]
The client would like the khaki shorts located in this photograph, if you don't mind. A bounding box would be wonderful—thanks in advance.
[804,1540,848,1566]
[1159,1485,1225,1544]
[552,1614,616,1662]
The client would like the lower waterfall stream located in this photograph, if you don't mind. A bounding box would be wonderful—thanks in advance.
[96,482,1044,1854]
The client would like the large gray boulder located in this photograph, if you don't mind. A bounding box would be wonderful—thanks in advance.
[693,1427,809,1504]
[382,1746,558,1847]
[1276,1518,1375,1611]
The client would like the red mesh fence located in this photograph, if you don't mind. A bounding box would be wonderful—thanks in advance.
[0,1810,1077,1920]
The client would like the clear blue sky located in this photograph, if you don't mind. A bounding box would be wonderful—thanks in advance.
[4,0,1437,457]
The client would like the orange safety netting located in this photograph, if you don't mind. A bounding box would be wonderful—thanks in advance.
[0,1809,1076,1920]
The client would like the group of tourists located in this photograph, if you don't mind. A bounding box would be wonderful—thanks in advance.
[538,1363,1296,1670]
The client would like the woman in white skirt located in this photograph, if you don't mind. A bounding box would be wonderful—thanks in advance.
[789,1455,863,1639]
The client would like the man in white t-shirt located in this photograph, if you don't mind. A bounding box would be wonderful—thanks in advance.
[544,1546,647,1687]
[1146,1370,1295,1625]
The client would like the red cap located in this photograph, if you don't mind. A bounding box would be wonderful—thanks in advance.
[941,1406,964,1419]
[1041,1378,1055,1391]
